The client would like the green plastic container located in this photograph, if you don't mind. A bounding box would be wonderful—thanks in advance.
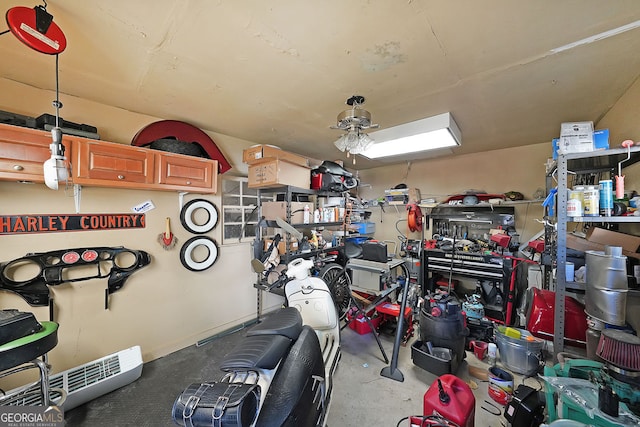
[543,372,640,426]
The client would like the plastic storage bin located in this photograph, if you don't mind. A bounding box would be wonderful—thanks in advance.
[351,222,375,234]
[411,340,460,375]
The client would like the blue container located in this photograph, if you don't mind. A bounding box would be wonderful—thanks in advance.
[346,236,370,245]
[351,222,375,235]
[599,180,613,216]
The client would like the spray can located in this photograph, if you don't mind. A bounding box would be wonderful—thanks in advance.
[600,179,613,216]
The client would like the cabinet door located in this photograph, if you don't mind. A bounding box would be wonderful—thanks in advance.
[0,124,71,184]
[73,139,154,186]
[154,152,217,193]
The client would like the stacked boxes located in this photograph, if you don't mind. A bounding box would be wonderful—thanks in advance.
[243,145,314,188]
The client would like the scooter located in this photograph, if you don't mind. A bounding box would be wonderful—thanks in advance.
[172,258,340,427]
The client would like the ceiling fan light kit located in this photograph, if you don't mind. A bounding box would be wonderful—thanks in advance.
[330,95,378,162]
[330,95,462,162]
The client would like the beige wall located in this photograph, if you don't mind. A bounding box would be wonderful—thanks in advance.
[0,78,283,388]
[356,143,549,246]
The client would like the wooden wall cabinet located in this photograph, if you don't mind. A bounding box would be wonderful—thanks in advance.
[72,138,154,187]
[0,125,71,184]
[0,124,218,194]
[154,151,217,192]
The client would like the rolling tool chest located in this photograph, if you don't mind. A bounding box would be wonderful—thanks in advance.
[424,204,517,325]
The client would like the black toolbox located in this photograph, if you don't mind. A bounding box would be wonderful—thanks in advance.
[362,241,388,262]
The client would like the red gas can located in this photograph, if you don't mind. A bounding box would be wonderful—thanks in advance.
[423,374,475,427]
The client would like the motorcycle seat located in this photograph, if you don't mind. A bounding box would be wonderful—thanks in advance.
[219,334,293,371]
[246,307,302,340]
[219,308,303,372]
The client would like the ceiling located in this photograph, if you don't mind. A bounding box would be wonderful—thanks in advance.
[2,1,640,169]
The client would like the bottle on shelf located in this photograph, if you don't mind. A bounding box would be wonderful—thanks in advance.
[303,204,310,224]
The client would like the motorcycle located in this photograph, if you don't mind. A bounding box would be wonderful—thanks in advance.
[172,258,340,427]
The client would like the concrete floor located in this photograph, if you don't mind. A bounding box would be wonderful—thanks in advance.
[328,327,542,427]
[64,316,544,426]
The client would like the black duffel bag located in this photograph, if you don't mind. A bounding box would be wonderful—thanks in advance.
[172,382,260,427]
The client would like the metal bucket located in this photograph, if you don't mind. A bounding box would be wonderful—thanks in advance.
[585,247,628,326]
[495,326,544,376]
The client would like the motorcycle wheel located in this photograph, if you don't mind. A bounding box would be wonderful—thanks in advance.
[319,263,351,320]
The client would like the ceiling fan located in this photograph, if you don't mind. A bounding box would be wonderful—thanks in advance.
[330,95,379,163]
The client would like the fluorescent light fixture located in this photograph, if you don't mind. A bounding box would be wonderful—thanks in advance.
[362,112,461,159]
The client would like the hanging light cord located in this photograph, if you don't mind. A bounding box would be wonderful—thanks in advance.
[49,53,65,158]
[53,53,62,128]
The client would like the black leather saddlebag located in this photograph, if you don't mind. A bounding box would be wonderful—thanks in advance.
[172,382,259,427]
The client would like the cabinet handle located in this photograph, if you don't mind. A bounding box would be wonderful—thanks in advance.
[13,165,24,171]
[117,175,125,180]
[186,181,191,185]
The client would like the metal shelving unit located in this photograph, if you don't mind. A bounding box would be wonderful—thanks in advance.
[254,185,349,319]
[553,145,640,357]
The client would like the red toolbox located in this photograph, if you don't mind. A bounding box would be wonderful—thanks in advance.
[348,313,382,335]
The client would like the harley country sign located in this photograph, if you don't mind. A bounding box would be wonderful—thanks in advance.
[0,214,145,234]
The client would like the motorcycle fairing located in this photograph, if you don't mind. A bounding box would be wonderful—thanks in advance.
[0,247,151,306]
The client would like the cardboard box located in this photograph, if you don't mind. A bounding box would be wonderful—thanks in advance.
[566,228,640,260]
[248,158,310,189]
[243,144,311,167]
[261,201,309,224]
[264,238,298,254]
[552,129,609,159]
[566,233,603,252]
[558,121,594,154]
[585,227,640,254]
